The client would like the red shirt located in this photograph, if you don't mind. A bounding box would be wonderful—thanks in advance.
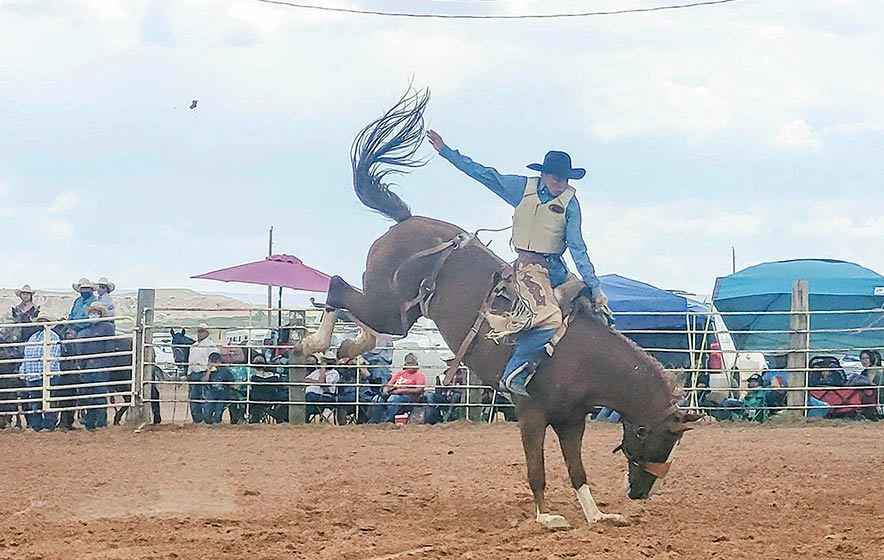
[388,368,426,402]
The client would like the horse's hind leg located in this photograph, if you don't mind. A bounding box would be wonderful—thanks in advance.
[326,276,409,336]
[553,419,627,525]
[519,406,570,529]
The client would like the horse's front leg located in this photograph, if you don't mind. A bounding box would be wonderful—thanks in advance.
[553,419,629,526]
[519,406,570,530]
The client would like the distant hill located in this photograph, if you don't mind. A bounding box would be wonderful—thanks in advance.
[0,288,263,329]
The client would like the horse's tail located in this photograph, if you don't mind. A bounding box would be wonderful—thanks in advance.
[351,87,430,223]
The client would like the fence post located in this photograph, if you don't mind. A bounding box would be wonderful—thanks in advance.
[787,280,809,416]
[466,369,482,422]
[41,324,51,414]
[288,354,306,424]
[130,289,155,424]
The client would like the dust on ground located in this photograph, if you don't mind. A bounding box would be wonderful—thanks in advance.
[1,421,882,560]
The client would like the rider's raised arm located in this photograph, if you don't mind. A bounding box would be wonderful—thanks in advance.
[439,145,527,208]
[564,198,603,299]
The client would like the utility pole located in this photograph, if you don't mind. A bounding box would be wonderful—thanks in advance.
[267,226,273,328]
[731,246,736,274]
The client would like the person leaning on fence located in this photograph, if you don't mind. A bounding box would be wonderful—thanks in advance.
[75,302,116,430]
[425,356,466,424]
[370,353,426,424]
[69,278,98,333]
[12,284,40,322]
[186,323,217,424]
[204,352,233,425]
[18,316,62,432]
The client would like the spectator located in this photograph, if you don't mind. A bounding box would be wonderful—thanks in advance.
[204,352,233,425]
[95,277,117,318]
[425,357,466,424]
[361,338,393,386]
[12,284,40,322]
[741,373,769,422]
[223,347,250,424]
[52,324,80,430]
[69,278,98,332]
[305,352,340,422]
[370,353,426,423]
[76,302,115,430]
[248,353,289,424]
[186,323,217,424]
[18,317,61,431]
[336,354,383,425]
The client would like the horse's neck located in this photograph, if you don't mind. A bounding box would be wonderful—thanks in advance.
[586,328,675,426]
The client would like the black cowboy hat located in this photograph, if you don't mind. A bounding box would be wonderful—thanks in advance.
[527,150,586,180]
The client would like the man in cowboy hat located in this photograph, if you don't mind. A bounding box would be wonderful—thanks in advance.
[76,302,115,430]
[96,277,117,318]
[186,323,217,423]
[426,131,607,397]
[12,284,40,322]
[69,278,98,332]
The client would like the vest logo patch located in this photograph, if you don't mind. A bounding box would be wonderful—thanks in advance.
[548,204,565,214]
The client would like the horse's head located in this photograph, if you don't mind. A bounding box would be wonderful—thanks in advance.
[617,409,703,499]
[170,328,194,367]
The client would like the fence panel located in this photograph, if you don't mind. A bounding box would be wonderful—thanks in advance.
[0,316,137,429]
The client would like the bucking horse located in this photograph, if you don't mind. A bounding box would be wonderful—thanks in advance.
[322,89,702,529]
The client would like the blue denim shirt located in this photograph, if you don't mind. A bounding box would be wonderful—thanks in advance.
[439,145,603,297]
[69,293,98,330]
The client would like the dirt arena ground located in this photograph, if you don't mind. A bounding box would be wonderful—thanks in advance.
[1,421,882,560]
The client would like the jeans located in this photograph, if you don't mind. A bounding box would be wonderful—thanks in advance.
[595,407,621,423]
[81,386,108,429]
[22,378,57,431]
[187,372,207,424]
[503,328,557,379]
[204,387,229,424]
[371,394,415,423]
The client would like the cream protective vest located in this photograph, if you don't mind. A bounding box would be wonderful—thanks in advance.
[511,177,576,254]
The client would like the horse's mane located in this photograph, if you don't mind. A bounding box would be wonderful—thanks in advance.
[595,319,679,398]
[351,87,430,223]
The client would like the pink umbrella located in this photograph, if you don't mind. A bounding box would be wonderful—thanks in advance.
[192,254,331,293]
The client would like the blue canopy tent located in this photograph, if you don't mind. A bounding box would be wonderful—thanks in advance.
[712,259,884,353]
[601,274,710,368]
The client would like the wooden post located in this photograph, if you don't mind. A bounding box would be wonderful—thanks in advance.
[787,280,809,415]
[288,353,306,424]
[466,369,482,422]
[130,289,155,424]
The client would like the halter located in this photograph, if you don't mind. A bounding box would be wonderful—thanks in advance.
[612,403,679,479]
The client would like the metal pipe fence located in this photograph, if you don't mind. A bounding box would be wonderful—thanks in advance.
[0,316,137,428]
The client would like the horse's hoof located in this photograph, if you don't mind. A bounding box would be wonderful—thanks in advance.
[593,513,630,526]
[537,513,572,530]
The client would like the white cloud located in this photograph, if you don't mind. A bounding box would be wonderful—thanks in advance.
[48,191,79,213]
[776,119,822,149]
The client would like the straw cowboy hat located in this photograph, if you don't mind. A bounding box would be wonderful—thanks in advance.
[197,323,210,332]
[15,284,34,298]
[96,277,116,292]
[86,302,109,317]
[72,277,97,291]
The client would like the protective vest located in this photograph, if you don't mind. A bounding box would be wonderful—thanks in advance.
[511,177,576,254]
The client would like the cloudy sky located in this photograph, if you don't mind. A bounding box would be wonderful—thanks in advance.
[0,0,881,303]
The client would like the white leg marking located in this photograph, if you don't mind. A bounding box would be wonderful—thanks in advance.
[535,506,571,530]
[576,484,628,525]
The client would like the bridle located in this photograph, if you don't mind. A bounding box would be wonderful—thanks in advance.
[612,403,679,480]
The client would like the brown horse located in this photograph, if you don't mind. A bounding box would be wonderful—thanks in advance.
[325,89,702,529]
